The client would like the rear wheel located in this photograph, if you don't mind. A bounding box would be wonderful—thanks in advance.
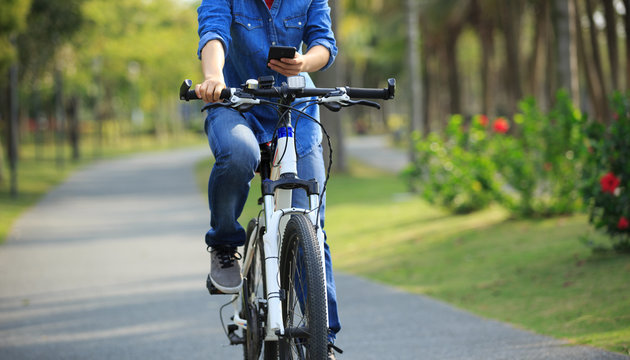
[279,214,328,360]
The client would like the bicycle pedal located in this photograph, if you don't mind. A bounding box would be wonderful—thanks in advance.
[227,324,245,345]
[206,275,229,295]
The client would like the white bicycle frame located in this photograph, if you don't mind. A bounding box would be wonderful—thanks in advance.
[231,118,328,342]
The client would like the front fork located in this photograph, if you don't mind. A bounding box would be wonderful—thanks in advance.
[262,196,329,340]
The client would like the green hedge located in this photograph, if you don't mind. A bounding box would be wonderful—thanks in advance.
[405,91,630,251]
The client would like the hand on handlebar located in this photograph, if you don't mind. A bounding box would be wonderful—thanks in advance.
[195,75,226,103]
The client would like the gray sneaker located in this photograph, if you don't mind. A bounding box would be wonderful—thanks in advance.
[209,247,242,293]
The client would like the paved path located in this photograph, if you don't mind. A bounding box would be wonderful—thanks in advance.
[1,147,627,359]
[345,135,409,173]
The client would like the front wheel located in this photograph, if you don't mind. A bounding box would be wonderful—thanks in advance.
[279,214,328,360]
[243,219,278,360]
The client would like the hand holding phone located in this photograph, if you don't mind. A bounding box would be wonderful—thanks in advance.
[267,46,297,62]
[267,46,306,77]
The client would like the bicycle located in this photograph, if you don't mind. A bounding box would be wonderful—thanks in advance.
[179,74,395,359]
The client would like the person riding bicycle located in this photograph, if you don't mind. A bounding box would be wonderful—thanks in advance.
[195,0,341,357]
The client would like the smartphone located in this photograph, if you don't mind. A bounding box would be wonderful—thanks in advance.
[267,46,296,62]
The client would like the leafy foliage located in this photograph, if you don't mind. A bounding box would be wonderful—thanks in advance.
[406,115,499,214]
[17,0,83,83]
[406,91,587,218]
[582,93,630,251]
[0,0,31,75]
[7,0,201,139]
[491,91,586,217]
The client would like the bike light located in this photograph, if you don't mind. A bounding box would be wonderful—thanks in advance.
[246,79,259,89]
[287,76,306,89]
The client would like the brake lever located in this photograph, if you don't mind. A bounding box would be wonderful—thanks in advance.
[351,100,381,110]
[319,88,381,111]
[324,99,381,111]
[200,90,259,113]
[322,102,342,112]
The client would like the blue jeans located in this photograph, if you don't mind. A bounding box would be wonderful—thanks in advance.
[204,107,341,341]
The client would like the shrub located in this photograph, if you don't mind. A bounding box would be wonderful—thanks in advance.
[490,91,586,217]
[582,92,630,251]
[406,114,499,214]
[406,91,587,218]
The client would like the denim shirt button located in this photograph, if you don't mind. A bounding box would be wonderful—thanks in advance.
[272,41,276,45]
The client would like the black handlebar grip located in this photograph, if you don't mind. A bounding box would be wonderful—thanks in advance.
[186,89,198,100]
[179,79,198,101]
[345,87,388,100]
[345,78,396,100]
[220,88,232,99]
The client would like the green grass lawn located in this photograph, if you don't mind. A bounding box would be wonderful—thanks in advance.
[0,133,205,244]
[196,157,630,355]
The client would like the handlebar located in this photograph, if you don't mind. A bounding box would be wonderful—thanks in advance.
[179,77,396,102]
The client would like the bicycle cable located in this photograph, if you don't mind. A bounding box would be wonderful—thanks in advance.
[267,99,314,168]
[219,296,239,342]
[261,99,333,233]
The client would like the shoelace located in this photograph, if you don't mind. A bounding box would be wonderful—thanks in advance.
[214,248,242,269]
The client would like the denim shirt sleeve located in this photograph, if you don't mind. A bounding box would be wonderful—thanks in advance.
[197,0,232,59]
[304,0,338,71]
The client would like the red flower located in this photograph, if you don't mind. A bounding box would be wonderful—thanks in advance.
[600,172,620,194]
[618,217,629,230]
[492,117,510,133]
[478,114,489,127]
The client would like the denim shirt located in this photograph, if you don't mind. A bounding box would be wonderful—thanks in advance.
[197,0,338,156]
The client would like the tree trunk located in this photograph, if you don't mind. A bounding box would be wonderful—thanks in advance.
[602,0,619,91]
[407,0,422,138]
[0,134,4,186]
[67,95,80,161]
[531,1,550,109]
[554,0,580,107]
[0,82,5,187]
[568,0,580,108]
[624,0,630,90]
[472,0,496,117]
[8,58,19,197]
[420,20,431,135]
[445,29,461,115]
[584,0,609,121]
[499,0,524,114]
[574,0,605,120]
[54,68,65,169]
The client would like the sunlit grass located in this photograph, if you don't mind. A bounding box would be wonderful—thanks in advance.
[195,157,630,355]
[324,162,629,355]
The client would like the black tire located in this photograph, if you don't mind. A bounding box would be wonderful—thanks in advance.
[243,219,278,360]
[279,214,328,360]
